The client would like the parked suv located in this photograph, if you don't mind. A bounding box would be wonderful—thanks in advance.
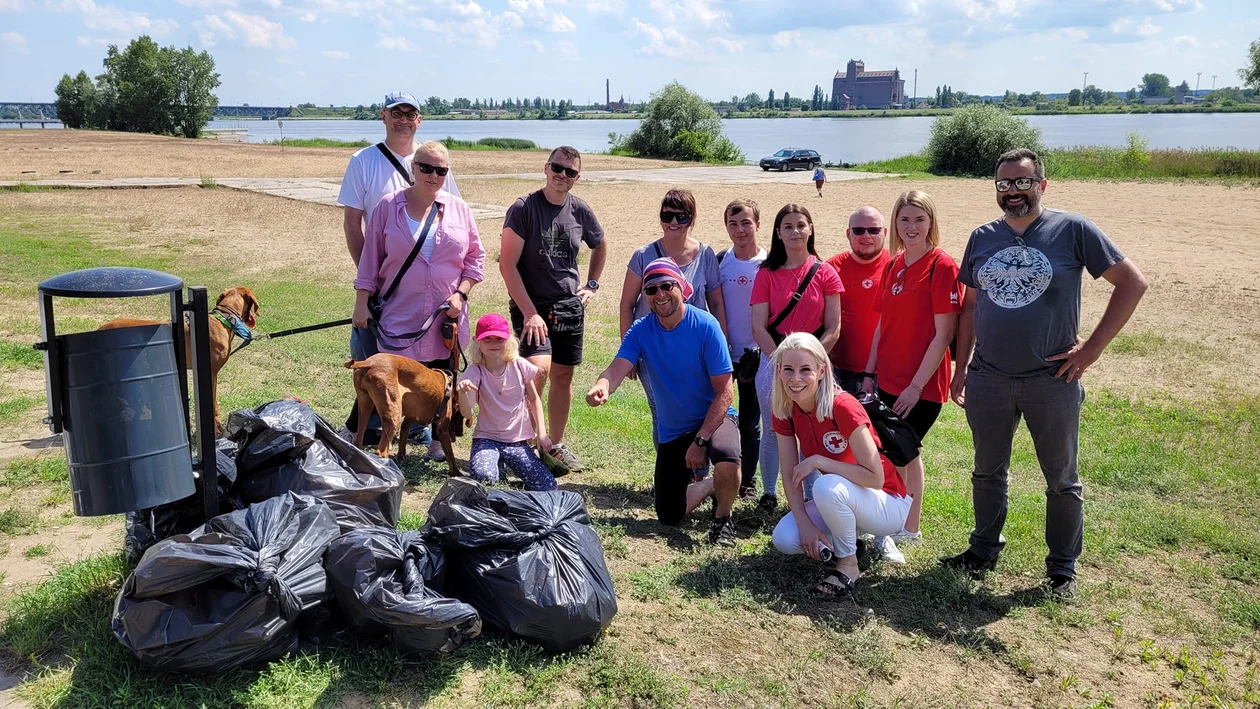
[759,148,822,171]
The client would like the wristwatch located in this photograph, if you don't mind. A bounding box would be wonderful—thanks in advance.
[586,279,600,291]
[693,435,711,448]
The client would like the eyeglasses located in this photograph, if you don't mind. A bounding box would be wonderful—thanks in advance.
[548,162,580,179]
[660,211,693,225]
[995,177,1037,192]
[414,162,449,177]
[643,281,678,296]
[389,109,419,121]
[850,226,883,235]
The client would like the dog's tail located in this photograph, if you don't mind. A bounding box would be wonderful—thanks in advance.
[344,359,371,370]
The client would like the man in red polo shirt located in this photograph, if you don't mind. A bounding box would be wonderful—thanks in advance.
[826,206,891,393]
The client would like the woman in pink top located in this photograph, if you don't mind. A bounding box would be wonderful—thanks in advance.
[352,141,486,368]
[456,314,558,491]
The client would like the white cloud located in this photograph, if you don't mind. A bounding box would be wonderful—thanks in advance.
[550,12,575,32]
[275,56,291,63]
[175,0,236,7]
[75,35,110,46]
[769,29,800,50]
[648,0,726,29]
[0,0,21,10]
[523,38,544,52]
[321,49,350,58]
[299,12,315,21]
[0,30,27,52]
[375,35,413,51]
[582,0,623,14]
[48,0,178,37]
[1171,35,1198,47]
[1136,18,1161,37]
[632,17,696,57]
[506,0,576,33]
[710,36,743,52]
[261,0,281,7]
[196,10,296,49]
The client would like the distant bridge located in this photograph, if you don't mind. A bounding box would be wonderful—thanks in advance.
[0,102,296,120]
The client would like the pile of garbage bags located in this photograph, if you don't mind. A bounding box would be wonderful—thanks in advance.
[111,401,618,672]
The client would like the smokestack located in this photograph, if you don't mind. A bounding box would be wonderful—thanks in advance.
[606,79,610,108]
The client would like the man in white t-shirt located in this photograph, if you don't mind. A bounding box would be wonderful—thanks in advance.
[338,91,460,446]
[719,198,767,499]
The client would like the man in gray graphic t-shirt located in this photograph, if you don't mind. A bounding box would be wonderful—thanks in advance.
[500,145,608,471]
[941,148,1148,598]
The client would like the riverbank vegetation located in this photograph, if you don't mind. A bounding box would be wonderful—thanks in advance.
[609,82,743,164]
[439,137,541,151]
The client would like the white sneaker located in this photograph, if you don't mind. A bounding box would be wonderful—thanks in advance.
[875,535,906,564]
[424,442,446,461]
[892,529,922,548]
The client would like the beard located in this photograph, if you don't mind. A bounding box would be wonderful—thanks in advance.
[1000,191,1039,218]
[650,297,679,319]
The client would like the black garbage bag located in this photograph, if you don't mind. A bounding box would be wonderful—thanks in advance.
[227,399,319,474]
[123,438,244,564]
[325,527,481,655]
[229,401,404,531]
[857,391,922,467]
[112,492,340,673]
[422,478,617,653]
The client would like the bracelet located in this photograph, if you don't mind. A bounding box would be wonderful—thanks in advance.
[860,372,874,379]
[455,290,468,302]
[907,382,922,393]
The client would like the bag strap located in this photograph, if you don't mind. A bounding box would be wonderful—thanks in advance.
[769,260,823,334]
[380,200,440,304]
[652,241,663,259]
[717,247,729,264]
[376,142,413,186]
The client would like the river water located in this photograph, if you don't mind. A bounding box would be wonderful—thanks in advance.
[205,113,1260,164]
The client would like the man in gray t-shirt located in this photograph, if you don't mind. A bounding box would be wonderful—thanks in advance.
[500,146,608,471]
[942,148,1148,597]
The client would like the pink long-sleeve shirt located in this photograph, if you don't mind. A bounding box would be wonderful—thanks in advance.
[354,188,485,362]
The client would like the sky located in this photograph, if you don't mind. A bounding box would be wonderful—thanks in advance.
[1,0,1257,105]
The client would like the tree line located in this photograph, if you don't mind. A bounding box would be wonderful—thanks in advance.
[54,36,220,139]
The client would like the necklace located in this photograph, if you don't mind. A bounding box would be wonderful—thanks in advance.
[482,362,510,395]
[786,257,812,286]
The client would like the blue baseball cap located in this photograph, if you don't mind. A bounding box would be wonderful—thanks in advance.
[384,92,419,109]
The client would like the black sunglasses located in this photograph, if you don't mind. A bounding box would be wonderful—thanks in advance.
[660,211,693,225]
[548,162,579,178]
[850,226,883,235]
[643,281,678,296]
[995,177,1037,192]
[389,109,419,120]
[414,161,449,177]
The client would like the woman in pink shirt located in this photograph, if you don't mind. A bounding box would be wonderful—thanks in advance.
[457,314,557,491]
[353,141,485,459]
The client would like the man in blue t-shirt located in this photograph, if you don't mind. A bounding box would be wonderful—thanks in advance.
[587,258,741,545]
[943,148,1148,598]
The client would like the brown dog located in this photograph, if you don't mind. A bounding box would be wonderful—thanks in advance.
[99,286,261,435]
[345,354,464,475]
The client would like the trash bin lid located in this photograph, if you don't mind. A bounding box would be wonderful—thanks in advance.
[39,267,183,298]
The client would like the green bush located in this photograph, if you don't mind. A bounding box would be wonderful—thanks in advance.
[609,82,745,164]
[925,104,1045,176]
[476,137,537,150]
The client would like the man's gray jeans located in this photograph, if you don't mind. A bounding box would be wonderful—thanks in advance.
[964,367,1085,578]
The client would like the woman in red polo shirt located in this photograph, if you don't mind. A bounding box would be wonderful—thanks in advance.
[862,189,963,556]
[769,332,913,598]
[750,204,843,512]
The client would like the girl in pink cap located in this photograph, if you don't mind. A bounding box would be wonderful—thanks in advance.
[457,313,558,491]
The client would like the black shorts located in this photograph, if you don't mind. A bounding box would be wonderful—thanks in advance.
[655,415,740,526]
[877,388,943,441]
[510,300,584,367]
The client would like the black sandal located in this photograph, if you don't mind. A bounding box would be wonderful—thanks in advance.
[813,570,857,599]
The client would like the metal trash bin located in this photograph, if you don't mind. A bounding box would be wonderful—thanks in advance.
[37,267,200,516]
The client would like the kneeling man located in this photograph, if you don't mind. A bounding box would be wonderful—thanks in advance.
[587,258,740,545]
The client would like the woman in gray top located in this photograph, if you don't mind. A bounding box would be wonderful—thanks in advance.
[617,189,729,448]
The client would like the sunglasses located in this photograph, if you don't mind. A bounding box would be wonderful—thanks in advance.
[995,177,1037,192]
[660,211,693,225]
[414,161,449,177]
[643,281,678,296]
[850,226,883,235]
[548,162,580,179]
[389,109,419,121]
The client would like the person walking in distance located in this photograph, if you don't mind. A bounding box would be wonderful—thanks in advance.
[825,207,891,394]
[943,148,1148,598]
[499,146,608,471]
[813,165,826,198]
[720,199,768,499]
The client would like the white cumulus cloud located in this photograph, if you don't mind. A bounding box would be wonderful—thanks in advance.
[321,49,350,58]
[0,30,27,51]
[48,0,178,37]
[632,17,696,57]
[710,36,743,52]
[769,29,800,50]
[196,10,296,49]
[1171,34,1198,47]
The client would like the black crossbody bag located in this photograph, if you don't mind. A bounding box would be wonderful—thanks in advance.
[768,261,824,346]
[367,202,440,349]
[376,142,413,186]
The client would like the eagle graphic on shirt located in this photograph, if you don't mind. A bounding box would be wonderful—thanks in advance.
[975,246,1053,309]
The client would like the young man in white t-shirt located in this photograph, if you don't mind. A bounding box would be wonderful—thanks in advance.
[338,91,460,448]
[720,199,767,499]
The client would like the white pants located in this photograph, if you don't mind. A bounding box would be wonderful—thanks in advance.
[771,474,911,558]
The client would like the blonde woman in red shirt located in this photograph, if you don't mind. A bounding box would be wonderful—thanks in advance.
[861,190,963,562]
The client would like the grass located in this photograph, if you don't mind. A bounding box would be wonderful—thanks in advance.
[439,136,542,151]
[268,138,372,148]
[1,191,1259,707]
[853,141,1260,180]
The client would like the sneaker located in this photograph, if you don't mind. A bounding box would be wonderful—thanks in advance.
[1047,574,1078,600]
[423,442,446,462]
[738,485,757,500]
[939,548,997,578]
[548,443,583,472]
[757,493,778,512]
[875,536,906,564]
[406,424,432,446]
[891,529,923,548]
[709,516,737,546]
